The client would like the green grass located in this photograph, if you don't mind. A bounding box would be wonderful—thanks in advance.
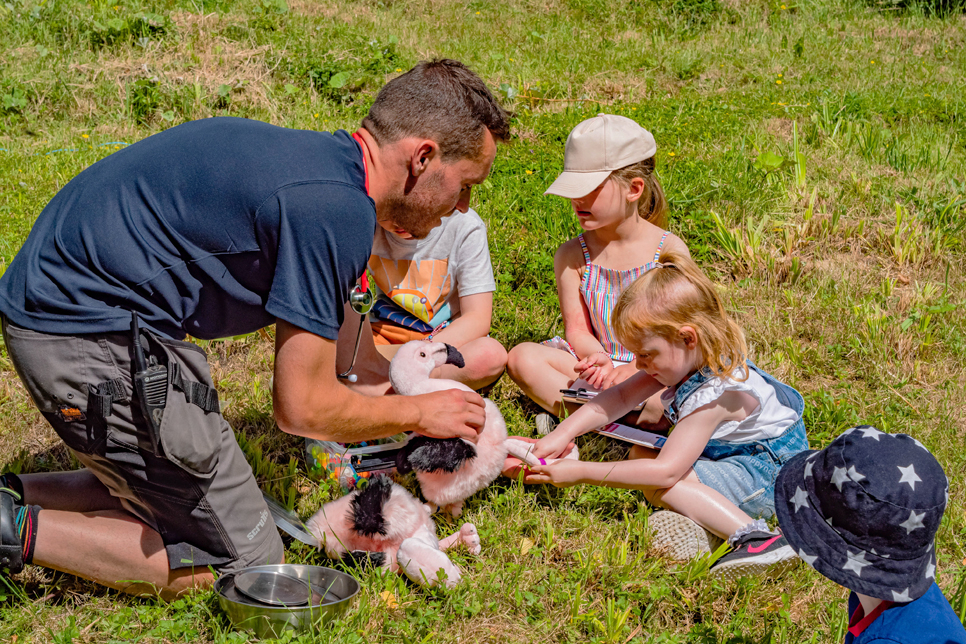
[2,0,966,641]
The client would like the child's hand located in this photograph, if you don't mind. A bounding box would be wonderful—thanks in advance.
[599,363,639,390]
[525,460,584,487]
[502,436,577,482]
[575,352,613,390]
[531,429,576,461]
[528,433,579,461]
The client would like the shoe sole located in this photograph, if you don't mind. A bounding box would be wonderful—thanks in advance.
[649,511,724,561]
[535,414,556,436]
[709,545,798,582]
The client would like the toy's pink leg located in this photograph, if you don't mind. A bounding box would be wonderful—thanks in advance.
[460,523,481,555]
[384,546,400,573]
[506,438,579,466]
[397,537,462,588]
[437,529,462,550]
[438,523,481,555]
[444,501,464,518]
[505,438,542,466]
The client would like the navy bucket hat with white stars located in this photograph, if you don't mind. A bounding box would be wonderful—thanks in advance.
[775,426,948,602]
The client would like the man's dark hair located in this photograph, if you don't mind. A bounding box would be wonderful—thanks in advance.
[362,59,511,161]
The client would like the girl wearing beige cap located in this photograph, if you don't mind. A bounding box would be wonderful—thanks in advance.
[507,114,689,431]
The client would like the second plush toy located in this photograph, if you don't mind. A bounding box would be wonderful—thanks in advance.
[305,475,480,588]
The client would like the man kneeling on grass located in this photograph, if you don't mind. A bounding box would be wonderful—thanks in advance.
[0,59,509,599]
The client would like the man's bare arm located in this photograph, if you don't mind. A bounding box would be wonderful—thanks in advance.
[273,319,485,442]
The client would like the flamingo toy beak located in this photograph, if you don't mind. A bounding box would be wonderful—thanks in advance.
[443,344,465,369]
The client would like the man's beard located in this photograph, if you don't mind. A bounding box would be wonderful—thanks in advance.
[382,169,450,239]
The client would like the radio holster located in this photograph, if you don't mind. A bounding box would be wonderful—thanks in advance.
[131,312,168,457]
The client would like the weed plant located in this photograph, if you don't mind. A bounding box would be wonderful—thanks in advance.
[1,0,966,641]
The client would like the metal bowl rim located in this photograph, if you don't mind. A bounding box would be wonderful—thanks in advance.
[215,563,361,612]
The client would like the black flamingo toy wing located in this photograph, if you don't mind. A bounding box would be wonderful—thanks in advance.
[396,435,477,474]
[350,476,393,537]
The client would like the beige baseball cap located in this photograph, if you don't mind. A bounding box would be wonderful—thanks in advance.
[544,113,657,199]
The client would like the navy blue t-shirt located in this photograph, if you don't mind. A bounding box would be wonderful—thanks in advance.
[0,117,376,341]
[845,583,966,644]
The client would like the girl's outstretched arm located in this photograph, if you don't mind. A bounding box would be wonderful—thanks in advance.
[529,391,756,489]
[531,370,664,459]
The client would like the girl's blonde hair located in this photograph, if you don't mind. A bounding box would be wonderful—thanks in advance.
[608,156,668,229]
[612,249,748,380]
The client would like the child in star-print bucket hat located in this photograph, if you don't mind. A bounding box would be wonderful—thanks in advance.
[775,426,966,643]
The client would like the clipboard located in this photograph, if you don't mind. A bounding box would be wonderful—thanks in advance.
[560,388,645,412]
[595,423,667,449]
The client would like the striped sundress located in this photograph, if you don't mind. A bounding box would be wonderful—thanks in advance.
[544,230,669,364]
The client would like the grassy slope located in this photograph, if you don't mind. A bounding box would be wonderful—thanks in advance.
[0,0,964,641]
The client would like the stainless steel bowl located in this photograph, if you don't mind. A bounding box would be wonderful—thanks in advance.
[215,564,360,638]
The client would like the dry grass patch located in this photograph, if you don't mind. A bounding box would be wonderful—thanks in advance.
[763,116,795,143]
[581,72,648,103]
[66,12,279,116]
[303,0,375,24]
[287,0,342,18]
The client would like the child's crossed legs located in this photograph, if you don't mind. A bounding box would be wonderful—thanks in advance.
[628,445,753,541]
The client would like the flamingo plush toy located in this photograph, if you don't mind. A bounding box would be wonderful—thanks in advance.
[305,476,480,588]
[389,341,509,517]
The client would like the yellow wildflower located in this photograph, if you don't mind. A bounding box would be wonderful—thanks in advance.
[81,134,89,139]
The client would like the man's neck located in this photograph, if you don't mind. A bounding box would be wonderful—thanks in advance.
[353,128,391,211]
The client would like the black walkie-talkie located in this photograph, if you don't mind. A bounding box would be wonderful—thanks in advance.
[131,312,167,456]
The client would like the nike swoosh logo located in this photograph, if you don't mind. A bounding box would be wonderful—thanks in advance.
[747,535,781,554]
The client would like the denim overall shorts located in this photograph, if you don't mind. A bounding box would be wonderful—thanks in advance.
[664,363,809,519]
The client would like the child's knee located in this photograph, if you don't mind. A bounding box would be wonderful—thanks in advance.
[642,485,678,510]
[644,486,671,508]
[476,337,508,376]
[506,342,539,380]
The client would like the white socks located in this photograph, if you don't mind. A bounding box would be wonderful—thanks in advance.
[727,519,772,546]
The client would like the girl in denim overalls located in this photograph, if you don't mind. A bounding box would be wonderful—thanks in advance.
[527,249,808,580]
